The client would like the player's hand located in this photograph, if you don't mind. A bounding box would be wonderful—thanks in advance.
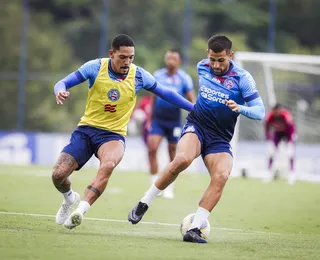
[56,91,70,105]
[224,99,240,113]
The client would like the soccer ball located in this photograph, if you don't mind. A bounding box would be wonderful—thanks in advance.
[180,213,211,239]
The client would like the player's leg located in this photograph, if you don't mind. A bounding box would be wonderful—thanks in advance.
[147,119,165,184]
[52,152,81,225]
[162,125,181,199]
[128,132,201,224]
[286,140,296,185]
[265,134,280,182]
[53,128,93,225]
[183,152,232,243]
[64,140,125,229]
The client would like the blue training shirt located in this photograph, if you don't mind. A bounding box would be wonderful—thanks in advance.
[152,68,193,122]
[77,59,157,92]
[187,59,260,142]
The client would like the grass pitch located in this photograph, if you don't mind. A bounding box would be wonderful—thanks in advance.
[0,164,319,260]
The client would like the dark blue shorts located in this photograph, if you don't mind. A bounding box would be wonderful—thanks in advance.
[149,119,181,143]
[180,121,233,158]
[62,125,125,170]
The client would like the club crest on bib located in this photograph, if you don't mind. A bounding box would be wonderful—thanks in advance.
[108,89,120,102]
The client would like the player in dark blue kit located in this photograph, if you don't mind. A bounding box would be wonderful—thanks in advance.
[147,49,195,199]
[128,35,265,243]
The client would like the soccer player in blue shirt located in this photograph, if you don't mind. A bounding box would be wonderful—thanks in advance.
[128,35,265,243]
[52,34,194,230]
[147,49,195,199]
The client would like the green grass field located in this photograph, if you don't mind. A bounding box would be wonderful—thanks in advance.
[0,164,319,260]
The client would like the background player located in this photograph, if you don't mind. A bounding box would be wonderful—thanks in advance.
[148,49,196,199]
[265,103,297,184]
[128,35,265,243]
[131,95,153,145]
[52,34,194,230]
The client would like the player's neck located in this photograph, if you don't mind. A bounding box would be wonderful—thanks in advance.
[167,68,178,75]
[109,59,127,76]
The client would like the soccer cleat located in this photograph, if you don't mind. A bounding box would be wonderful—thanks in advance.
[63,210,83,229]
[55,192,80,225]
[183,228,208,244]
[128,201,149,224]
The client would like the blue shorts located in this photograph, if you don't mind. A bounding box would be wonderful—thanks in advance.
[180,121,233,158]
[149,119,181,143]
[62,125,125,170]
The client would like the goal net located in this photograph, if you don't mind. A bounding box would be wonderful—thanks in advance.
[232,52,320,181]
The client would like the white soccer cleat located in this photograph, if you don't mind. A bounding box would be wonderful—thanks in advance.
[63,210,83,230]
[55,192,80,225]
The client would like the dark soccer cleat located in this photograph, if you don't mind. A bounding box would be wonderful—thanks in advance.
[183,228,208,244]
[128,201,149,224]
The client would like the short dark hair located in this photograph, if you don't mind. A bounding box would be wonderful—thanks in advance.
[273,103,282,110]
[111,34,135,51]
[207,35,232,54]
[167,49,182,57]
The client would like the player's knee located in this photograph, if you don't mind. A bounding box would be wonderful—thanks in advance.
[212,170,229,186]
[52,169,66,187]
[99,161,116,176]
[148,145,158,156]
[174,153,192,169]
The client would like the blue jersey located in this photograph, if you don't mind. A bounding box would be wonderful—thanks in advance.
[187,59,260,142]
[153,68,193,122]
[77,59,157,92]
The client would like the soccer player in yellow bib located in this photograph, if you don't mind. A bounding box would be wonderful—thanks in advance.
[52,34,194,230]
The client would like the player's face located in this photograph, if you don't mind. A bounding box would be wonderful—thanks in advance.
[165,52,181,71]
[273,108,282,117]
[109,46,135,74]
[207,49,234,76]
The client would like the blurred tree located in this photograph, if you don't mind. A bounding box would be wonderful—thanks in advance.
[2,0,320,132]
[0,2,79,131]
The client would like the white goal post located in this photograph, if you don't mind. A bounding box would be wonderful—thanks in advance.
[231,52,320,180]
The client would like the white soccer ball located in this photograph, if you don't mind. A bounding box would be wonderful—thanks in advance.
[180,213,211,239]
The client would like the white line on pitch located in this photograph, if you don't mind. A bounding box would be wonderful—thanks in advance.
[0,211,285,235]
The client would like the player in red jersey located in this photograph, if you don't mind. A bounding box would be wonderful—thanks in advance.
[265,103,297,184]
[132,95,153,144]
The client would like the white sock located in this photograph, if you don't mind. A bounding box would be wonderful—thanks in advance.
[141,183,162,206]
[164,182,174,193]
[62,189,75,204]
[77,201,91,215]
[189,207,210,230]
[151,174,159,184]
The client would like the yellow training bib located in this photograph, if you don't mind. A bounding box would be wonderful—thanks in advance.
[78,58,137,136]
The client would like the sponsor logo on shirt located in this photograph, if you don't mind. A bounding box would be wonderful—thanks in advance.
[199,85,229,104]
[184,125,195,133]
[104,104,117,113]
[212,77,221,84]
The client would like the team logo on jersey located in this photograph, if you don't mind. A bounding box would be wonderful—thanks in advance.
[107,89,120,102]
[224,79,234,88]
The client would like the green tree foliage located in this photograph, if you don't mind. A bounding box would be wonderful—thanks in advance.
[1,0,319,132]
[0,2,79,131]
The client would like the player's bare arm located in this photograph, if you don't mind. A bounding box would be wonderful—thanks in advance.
[185,90,196,104]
